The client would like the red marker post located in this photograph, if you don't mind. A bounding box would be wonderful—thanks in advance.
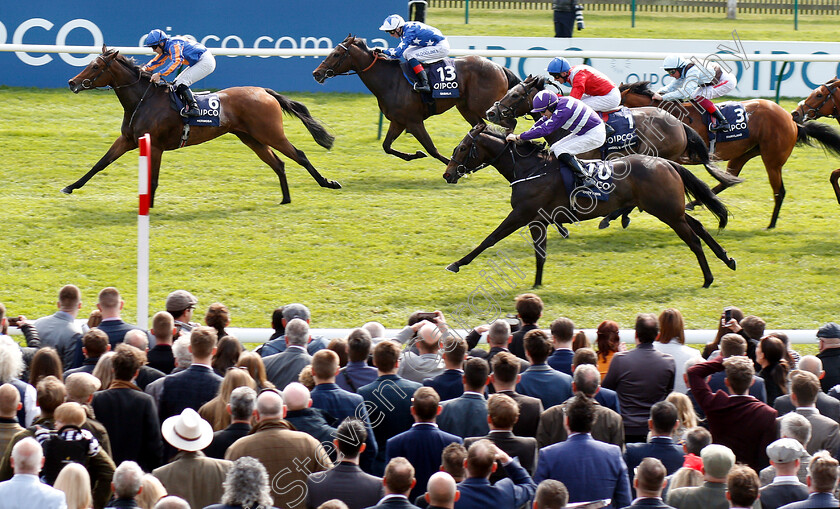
[137,134,151,330]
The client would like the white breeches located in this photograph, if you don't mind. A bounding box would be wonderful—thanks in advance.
[550,123,607,157]
[403,40,450,63]
[693,73,736,100]
[173,52,216,87]
[580,88,621,113]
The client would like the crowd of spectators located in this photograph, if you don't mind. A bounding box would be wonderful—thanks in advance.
[0,286,839,509]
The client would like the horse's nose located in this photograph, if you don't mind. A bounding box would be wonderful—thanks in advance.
[68,80,77,93]
[486,109,497,121]
[312,70,324,83]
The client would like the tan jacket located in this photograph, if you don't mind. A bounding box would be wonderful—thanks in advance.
[536,395,625,449]
[225,419,333,509]
[153,450,231,509]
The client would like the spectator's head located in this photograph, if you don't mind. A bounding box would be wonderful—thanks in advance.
[327,338,348,367]
[154,496,191,509]
[666,391,697,430]
[0,383,21,419]
[442,336,467,369]
[151,311,176,345]
[53,402,86,430]
[780,412,812,446]
[740,315,766,341]
[649,401,679,436]
[136,474,167,509]
[87,310,102,329]
[334,418,367,460]
[766,438,807,476]
[373,340,401,374]
[725,465,760,508]
[236,352,270,389]
[572,331,589,351]
[172,336,192,370]
[572,347,598,370]
[57,284,82,314]
[808,450,840,494]
[312,349,340,384]
[417,323,444,355]
[282,382,312,411]
[36,375,66,417]
[54,462,92,509]
[411,387,441,423]
[11,437,44,475]
[298,365,315,391]
[757,335,787,369]
[256,389,285,421]
[161,408,214,452]
[97,287,123,316]
[188,326,217,361]
[515,293,543,324]
[82,329,109,359]
[683,426,712,456]
[798,355,824,378]
[212,336,242,374]
[657,308,685,345]
[595,320,621,363]
[465,439,497,479]
[165,290,197,321]
[700,444,735,481]
[426,471,459,509]
[124,329,149,352]
[113,343,142,382]
[571,363,601,397]
[550,318,574,346]
[487,319,512,347]
[723,356,755,395]
[317,501,349,509]
[220,456,273,508]
[565,392,595,434]
[347,328,373,363]
[818,323,840,351]
[487,393,519,430]
[524,329,552,365]
[228,386,257,422]
[383,457,416,496]
[635,457,667,497]
[29,347,63,387]
[282,303,311,324]
[112,461,144,499]
[217,368,256,409]
[0,336,24,383]
[533,479,568,509]
[490,352,521,390]
[284,318,310,347]
[271,307,285,335]
[463,357,489,393]
[790,370,821,408]
[362,321,386,340]
[92,352,116,390]
[205,302,230,333]
[719,333,747,358]
[441,443,467,482]
[635,313,659,344]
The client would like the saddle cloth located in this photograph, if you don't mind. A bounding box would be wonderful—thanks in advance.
[601,106,638,157]
[559,159,614,202]
[702,102,749,142]
[169,90,222,126]
[400,58,461,99]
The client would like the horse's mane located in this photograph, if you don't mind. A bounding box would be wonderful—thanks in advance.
[619,81,654,98]
[104,48,153,80]
[478,125,548,154]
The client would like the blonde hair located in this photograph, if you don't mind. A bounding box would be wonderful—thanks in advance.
[669,466,703,491]
[54,402,87,428]
[666,392,697,430]
[198,368,256,431]
[92,351,116,390]
[54,463,92,509]
[136,474,167,509]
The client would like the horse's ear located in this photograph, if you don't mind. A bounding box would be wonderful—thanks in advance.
[102,44,107,54]
[474,123,487,133]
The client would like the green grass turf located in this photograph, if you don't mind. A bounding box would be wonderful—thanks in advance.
[1,9,838,333]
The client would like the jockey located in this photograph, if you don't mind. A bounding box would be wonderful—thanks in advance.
[141,29,216,117]
[547,57,621,115]
[506,90,606,188]
[378,14,450,93]
[657,55,737,132]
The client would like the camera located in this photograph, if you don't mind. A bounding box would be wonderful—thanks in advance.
[723,306,733,322]
[7,317,20,326]
[415,312,438,323]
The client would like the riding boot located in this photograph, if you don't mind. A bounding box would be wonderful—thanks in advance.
[558,153,595,188]
[709,108,730,132]
[413,69,431,93]
[177,84,200,117]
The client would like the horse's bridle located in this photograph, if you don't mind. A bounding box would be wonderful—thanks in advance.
[80,54,142,90]
[493,83,536,120]
[802,82,840,120]
[321,42,378,78]
[449,131,542,179]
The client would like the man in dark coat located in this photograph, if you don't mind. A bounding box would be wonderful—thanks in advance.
[438,358,490,439]
[489,352,543,438]
[204,386,255,460]
[158,326,223,422]
[263,318,313,390]
[423,336,467,402]
[453,439,537,509]
[625,401,685,492]
[625,457,676,509]
[363,457,422,509]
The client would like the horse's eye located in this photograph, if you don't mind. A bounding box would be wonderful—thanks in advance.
[92,64,99,70]
[459,146,466,152]
[511,94,519,99]
[817,94,823,98]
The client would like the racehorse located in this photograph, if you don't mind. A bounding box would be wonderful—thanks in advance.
[791,77,840,204]
[621,81,840,228]
[312,35,520,165]
[66,46,341,207]
[442,124,736,288]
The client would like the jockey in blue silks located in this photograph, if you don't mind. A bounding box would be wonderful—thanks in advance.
[141,29,216,117]
[377,14,450,93]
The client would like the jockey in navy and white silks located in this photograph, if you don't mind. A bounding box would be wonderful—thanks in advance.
[657,55,737,132]
[378,14,450,93]
[506,90,606,187]
[141,29,216,117]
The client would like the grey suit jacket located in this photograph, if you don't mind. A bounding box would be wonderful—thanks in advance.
[536,396,624,449]
[464,431,538,483]
[34,311,82,369]
[775,393,840,423]
[759,479,809,509]
[306,461,384,509]
[438,393,489,439]
[398,352,445,383]
[667,481,760,509]
[775,408,840,456]
[264,345,312,390]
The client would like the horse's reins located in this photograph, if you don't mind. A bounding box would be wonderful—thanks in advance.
[493,83,534,121]
[323,42,379,78]
[450,131,542,181]
[804,83,840,120]
[81,55,142,91]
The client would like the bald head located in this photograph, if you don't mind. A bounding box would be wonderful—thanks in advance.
[798,355,823,377]
[282,382,311,411]
[426,472,458,508]
[417,323,444,354]
[256,390,285,420]
[124,329,148,351]
[11,437,43,474]
[0,384,21,418]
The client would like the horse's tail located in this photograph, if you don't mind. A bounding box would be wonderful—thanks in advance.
[682,123,744,187]
[670,160,729,229]
[503,67,521,90]
[265,89,335,150]
[796,121,840,158]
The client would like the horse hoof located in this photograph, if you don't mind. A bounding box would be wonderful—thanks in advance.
[414,151,428,159]
[703,278,714,288]
[445,263,460,273]
[557,226,570,238]
[281,198,291,205]
[598,218,611,230]
[60,187,73,195]
[621,215,631,229]
[685,203,696,211]
[727,258,737,270]
[326,180,342,190]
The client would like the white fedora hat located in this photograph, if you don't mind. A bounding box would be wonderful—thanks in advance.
[161,408,214,452]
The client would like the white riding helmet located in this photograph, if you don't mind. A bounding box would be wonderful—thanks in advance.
[662,55,687,71]
[379,14,406,31]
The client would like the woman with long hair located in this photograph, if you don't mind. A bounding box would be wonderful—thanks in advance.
[28,347,63,386]
[54,463,92,509]
[136,474,167,509]
[757,335,790,407]
[653,309,700,393]
[666,392,698,441]
[212,335,242,376]
[703,306,744,359]
[205,303,231,342]
[595,321,622,378]
[236,352,274,391]
[91,351,116,390]
[199,367,257,431]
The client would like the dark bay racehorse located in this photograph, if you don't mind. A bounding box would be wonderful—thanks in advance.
[791,77,840,204]
[621,81,840,228]
[442,124,736,288]
[312,35,519,165]
[66,46,341,207]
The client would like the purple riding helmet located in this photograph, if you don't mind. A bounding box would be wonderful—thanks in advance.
[530,90,559,113]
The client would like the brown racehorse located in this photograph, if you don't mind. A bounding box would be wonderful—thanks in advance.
[65,46,341,207]
[312,35,519,165]
[620,81,840,228]
[791,77,840,204]
[442,124,736,288]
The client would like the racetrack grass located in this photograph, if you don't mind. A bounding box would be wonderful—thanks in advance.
[1,86,837,333]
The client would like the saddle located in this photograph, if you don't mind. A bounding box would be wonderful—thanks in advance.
[399,58,461,100]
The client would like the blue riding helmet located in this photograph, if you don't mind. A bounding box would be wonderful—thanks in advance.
[547,57,571,75]
[531,90,559,113]
[143,29,168,47]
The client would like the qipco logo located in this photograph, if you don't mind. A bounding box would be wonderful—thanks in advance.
[1,18,104,66]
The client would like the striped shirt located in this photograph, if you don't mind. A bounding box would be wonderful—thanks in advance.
[519,96,602,141]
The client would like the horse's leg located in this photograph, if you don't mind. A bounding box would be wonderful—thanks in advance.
[598,206,635,229]
[763,159,786,230]
[148,145,163,208]
[685,213,737,270]
[405,122,450,165]
[383,121,427,161]
[61,135,136,194]
[831,169,840,205]
[657,213,715,288]
[269,137,341,190]
[529,222,547,288]
[447,205,538,273]
[234,133,292,204]
[686,151,754,209]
